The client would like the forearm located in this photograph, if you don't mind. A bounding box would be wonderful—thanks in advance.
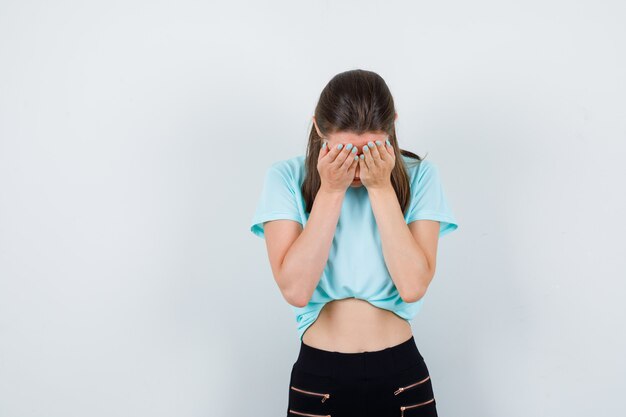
[368,184,431,303]
[280,187,344,307]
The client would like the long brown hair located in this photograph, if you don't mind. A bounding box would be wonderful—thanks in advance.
[302,69,425,214]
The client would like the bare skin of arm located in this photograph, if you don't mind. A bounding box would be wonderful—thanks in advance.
[264,188,343,307]
[369,183,440,303]
[263,143,359,307]
[358,140,440,303]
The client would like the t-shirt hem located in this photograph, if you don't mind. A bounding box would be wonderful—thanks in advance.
[250,212,303,238]
[406,211,459,237]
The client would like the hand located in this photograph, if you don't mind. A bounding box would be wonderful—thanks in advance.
[358,138,395,189]
[317,141,359,193]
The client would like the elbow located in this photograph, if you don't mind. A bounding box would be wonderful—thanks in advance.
[401,265,435,303]
[400,286,426,304]
[275,267,306,307]
[399,273,432,303]
[285,290,310,308]
[280,278,310,308]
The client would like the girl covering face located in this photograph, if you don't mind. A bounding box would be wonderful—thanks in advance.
[250,69,459,417]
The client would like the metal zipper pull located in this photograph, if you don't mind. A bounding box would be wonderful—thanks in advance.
[394,375,431,395]
[290,386,331,402]
[289,409,331,417]
[400,398,435,416]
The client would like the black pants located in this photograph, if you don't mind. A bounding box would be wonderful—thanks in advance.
[287,335,438,417]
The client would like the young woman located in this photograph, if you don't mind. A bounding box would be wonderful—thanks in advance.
[250,69,458,417]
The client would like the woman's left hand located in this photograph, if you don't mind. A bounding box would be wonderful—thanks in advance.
[358,138,396,189]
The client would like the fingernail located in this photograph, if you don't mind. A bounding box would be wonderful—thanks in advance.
[375,140,382,146]
[367,141,375,148]
[386,139,391,146]
[346,143,353,150]
[359,154,365,159]
[337,144,343,150]
[362,145,369,152]
[322,141,327,148]
[351,147,357,153]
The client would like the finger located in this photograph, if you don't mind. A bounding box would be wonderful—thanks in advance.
[358,153,367,173]
[337,147,354,174]
[367,141,379,167]
[374,139,386,161]
[324,142,345,164]
[368,140,383,164]
[318,140,329,162]
[341,146,358,171]
[361,143,374,170]
[348,153,358,175]
[385,137,395,155]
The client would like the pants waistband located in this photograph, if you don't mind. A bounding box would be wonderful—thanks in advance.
[294,335,424,379]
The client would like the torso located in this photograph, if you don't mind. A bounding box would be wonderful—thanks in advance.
[301,297,413,353]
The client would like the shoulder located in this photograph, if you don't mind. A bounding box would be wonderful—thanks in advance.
[265,155,306,188]
[269,154,305,174]
[401,154,438,182]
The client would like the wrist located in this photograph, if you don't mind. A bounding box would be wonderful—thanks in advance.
[366,182,395,195]
[318,184,347,197]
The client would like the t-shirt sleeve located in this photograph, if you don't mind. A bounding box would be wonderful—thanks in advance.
[250,163,303,239]
[405,160,459,237]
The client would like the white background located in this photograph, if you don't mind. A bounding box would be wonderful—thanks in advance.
[1,1,625,416]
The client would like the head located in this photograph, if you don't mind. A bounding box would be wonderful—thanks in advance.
[313,128,394,188]
[301,69,424,213]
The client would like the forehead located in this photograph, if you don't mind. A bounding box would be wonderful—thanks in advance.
[327,131,388,143]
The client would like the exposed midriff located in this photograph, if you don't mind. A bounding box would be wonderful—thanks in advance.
[301,297,413,353]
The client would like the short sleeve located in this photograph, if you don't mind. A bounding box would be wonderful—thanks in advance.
[250,163,303,239]
[405,160,459,237]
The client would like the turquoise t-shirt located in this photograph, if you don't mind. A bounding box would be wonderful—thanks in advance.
[250,154,459,340]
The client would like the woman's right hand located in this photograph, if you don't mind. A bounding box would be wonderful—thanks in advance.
[317,141,359,193]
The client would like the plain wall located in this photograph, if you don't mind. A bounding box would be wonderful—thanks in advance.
[1,1,625,416]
